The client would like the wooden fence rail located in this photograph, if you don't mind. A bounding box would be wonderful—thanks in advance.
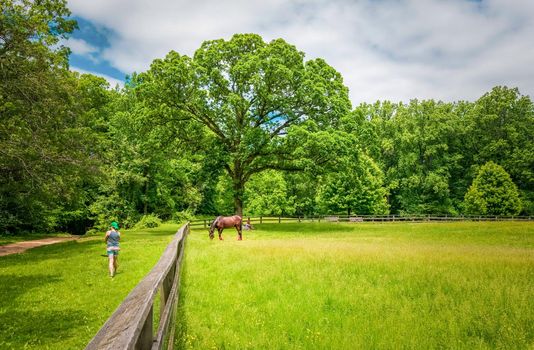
[86,223,189,350]
[189,215,533,228]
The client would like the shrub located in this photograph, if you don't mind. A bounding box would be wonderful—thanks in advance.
[172,209,195,223]
[464,161,522,215]
[134,214,162,229]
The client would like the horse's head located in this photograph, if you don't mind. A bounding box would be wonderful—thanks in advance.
[208,217,219,240]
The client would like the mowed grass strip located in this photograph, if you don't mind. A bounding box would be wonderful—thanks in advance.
[0,223,180,349]
[176,222,534,349]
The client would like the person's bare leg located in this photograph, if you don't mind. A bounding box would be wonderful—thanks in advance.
[114,256,118,274]
[109,256,115,277]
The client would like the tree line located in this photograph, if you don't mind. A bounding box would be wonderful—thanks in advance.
[1,0,532,234]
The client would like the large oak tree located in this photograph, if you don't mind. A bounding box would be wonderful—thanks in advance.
[137,34,351,215]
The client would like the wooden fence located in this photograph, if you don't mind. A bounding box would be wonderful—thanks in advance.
[86,223,189,350]
[190,215,533,228]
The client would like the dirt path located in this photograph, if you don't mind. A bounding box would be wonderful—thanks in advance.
[0,237,79,257]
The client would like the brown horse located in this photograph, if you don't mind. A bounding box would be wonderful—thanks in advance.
[209,215,242,240]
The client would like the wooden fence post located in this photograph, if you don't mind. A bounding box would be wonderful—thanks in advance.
[136,306,153,349]
[160,264,174,317]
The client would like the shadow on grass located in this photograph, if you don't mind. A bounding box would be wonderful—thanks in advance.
[0,274,90,348]
[0,308,90,348]
[0,274,62,309]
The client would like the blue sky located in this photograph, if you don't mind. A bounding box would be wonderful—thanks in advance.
[64,0,534,104]
[68,17,126,82]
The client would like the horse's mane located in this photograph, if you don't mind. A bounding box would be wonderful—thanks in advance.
[209,216,221,231]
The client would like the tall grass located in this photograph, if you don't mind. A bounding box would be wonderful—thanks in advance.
[0,224,180,349]
[176,222,534,349]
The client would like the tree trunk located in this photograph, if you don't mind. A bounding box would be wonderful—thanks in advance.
[143,171,149,215]
[231,159,245,217]
[233,177,244,217]
[234,193,243,217]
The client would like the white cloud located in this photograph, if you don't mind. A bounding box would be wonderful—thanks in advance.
[66,0,534,104]
[70,66,124,89]
[63,37,98,56]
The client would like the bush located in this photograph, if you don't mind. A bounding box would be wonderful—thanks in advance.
[134,214,162,229]
[464,161,522,215]
[89,193,140,230]
[172,209,195,223]
[84,228,101,236]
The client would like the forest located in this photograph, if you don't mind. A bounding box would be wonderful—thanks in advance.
[1,0,533,234]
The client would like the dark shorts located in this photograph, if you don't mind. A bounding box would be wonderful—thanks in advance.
[107,248,119,256]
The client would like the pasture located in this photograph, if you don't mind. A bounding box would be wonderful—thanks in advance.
[0,224,179,349]
[176,221,534,349]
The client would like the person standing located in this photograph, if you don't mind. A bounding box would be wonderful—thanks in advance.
[105,221,121,277]
[244,217,254,230]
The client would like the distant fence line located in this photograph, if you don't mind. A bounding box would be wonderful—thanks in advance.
[86,223,189,350]
[190,215,533,228]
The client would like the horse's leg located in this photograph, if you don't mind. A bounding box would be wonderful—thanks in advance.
[218,227,224,240]
[236,224,242,240]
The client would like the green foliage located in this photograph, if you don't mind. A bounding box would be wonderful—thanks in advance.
[89,191,139,230]
[464,161,522,215]
[244,170,295,216]
[92,85,205,227]
[349,91,534,216]
[0,0,108,233]
[372,100,462,214]
[134,214,162,229]
[466,86,534,214]
[313,127,389,215]
[284,172,320,216]
[172,209,196,223]
[212,174,234,215]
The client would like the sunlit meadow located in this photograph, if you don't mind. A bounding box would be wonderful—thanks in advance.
[176,221,534,349]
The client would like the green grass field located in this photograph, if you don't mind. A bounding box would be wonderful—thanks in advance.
[176,222,534,349]
[0,224,180,349]
[1,222,533,349]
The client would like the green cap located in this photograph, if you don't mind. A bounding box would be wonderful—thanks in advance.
[111,221,120,230]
